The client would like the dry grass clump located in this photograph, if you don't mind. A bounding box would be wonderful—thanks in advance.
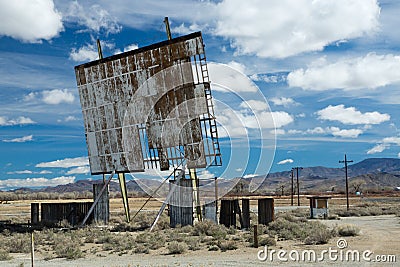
[192,220,227,240]
[334,203,400,217]
[167,241,187,254]
[0,248,12,261]
[258,235,276,246]
[268,214,334,244]
[336,224,360,236]
[218,240,237,252]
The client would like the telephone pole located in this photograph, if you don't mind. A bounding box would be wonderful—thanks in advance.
[339,154,353,210]
[292,167,303,206]
[290,169,294,206]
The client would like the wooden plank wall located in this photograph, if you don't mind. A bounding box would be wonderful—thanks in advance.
[258,198,274,225]
[40,202,93,226]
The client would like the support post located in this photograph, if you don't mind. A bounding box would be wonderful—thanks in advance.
[163,17,172,40]
[242,199,250,229]
[291,170,294,206]
[214,177,218,215]
[31,231,34,267]
[292,167,303,206]
[80,170,115,227]
[31,203,39,224]
[190,169,202,222]
[150,167,185,231]
[118,173,130,222]
[253,225,258,248]
[96,39,103,59]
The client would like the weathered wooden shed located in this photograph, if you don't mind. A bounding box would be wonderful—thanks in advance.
[307,196,331,219]
[219,196,274,228]
[31,202,93,226]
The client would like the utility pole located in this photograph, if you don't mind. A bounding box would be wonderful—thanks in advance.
[279,185,285,196]
[292,167,303,206]
[339,154,353,210]
[290,170,294,206]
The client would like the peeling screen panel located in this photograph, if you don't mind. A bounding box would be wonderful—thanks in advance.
[75,32,220,175]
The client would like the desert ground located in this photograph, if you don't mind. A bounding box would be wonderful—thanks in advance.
[0,195,399,267]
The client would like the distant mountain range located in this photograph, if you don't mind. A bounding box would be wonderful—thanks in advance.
[248,158,400,193]
[9,158,400,194]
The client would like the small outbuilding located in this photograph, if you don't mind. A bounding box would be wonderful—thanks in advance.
[307,196,331,219]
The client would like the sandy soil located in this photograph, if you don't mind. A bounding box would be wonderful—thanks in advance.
[3,215,399,267]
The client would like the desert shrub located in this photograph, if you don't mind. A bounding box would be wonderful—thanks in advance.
[208,245,219,251]
[336,224,360,236]
[167,241,187,254]
[154,214,170,230]
[192,220,227,239]
[100,233,135,252]
[95,231,114,244]
[268,215,334,244]
[218,240,238,252]
[185,236,201,251]
[227,226,236,235]
[304,223,334,245]
[53,241,83,260]
[178,225,193,233]
[133,244,149,254]
[134,212,154,228]
[134,231,165,250]
[0,249,11,261]
[166,230,186,242]
[289,208,309,218]
[148,232,166,250]
[334,204,400,218]
[268,217,307,240]
[3,233,31,253]
[259,236,276,246]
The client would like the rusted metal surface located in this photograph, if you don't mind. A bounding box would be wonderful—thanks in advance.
[75,32,221,174]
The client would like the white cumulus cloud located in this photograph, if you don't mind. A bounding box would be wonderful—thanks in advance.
[3,135,33,143]
[317,105,390,125]
[7,170,33,175]
[66,166,90,175]
[367,144,388,154]
[288,53,400,90]
[330,127,363,138]
[270,97,298,107]
[36,156,89,168]
[214,0,380,58]
[64,1,122,35]
[277,159,294,165]
[124,43,139,52]
[0,176,75,189]
[69,44,99,62]
[239,100,269,112]
[42,89,75,105]
[0,116,35,126]
[0,0,63,43]
[367,136,400,154]
[208,62,258,92]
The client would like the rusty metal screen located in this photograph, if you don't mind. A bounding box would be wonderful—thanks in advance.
[75,32,221,175]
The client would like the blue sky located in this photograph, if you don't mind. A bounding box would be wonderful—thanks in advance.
[1,0,400,189]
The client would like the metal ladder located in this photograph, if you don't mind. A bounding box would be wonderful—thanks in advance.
[199,53,222,166]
